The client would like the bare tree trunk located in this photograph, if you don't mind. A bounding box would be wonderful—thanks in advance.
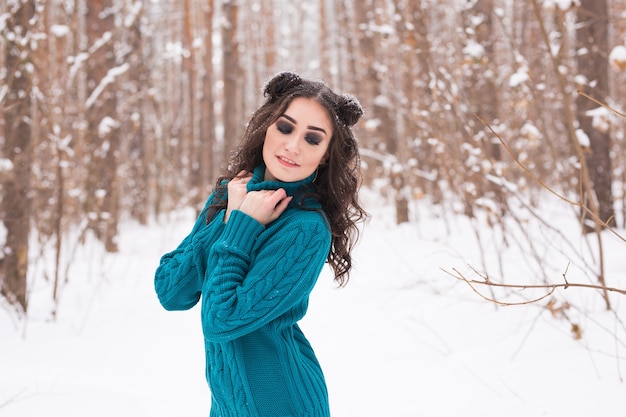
[465,0,500,161]
[34,0,59,312]
[200,0,217,192]
[609,0,626,229]
[352,0,376,141]
[0,0,36,313]
[183,0,202,208]
[262,0,276,75]
[403,0,440,201]
[222,0,240,163]
[336,0,357,93]
[576,0,615,230]
[85,0,120,252]
[392,0,435,222]
[353,0,404,222]
[320,0,332,82]
[529,0,611,309]
[122,0,149,225]
[461,0,507,215]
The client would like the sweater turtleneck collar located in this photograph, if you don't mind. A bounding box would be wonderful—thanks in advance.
[246,165,314,194]
[246,165,319,208]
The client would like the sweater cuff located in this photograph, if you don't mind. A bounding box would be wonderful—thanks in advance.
[220,209,264,254]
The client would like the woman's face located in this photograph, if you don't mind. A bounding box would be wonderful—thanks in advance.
[262,97,333,183]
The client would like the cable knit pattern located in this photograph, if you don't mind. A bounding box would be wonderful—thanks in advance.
[155,166,332,417]
[155,197,226,311]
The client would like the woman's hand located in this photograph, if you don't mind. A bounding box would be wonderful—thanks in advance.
[239,189,292,226]
[225,171,252,223]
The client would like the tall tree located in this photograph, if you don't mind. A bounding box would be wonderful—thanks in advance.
[222,0,240,162]
[464,0,500,160]
[576,0,615,230]
[120,0,150,224]
[262,0,276,75]
[335,0,358,93]
[459,0,508,216]
[353,0,404,222]
[320,0,332,83]
[0,0,36,312]
[391,0,442,219]
[85,0,121,252]
[200,0,217,192]
[183,0,202,208]
[608,0,626,229]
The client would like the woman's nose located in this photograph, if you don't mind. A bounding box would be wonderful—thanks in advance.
[284,134,300,154]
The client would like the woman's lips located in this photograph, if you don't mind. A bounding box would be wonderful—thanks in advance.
[276,155,299,167]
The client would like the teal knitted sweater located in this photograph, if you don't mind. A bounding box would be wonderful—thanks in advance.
[155,165,332,417]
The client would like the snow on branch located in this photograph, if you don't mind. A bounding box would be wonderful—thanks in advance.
[68,53,88,85]
[609,45,626,71]
[473,112,624,244]
[123,1,143,28]
[85,63,130,109]
[0,13,10,32]
[67,31,113,85]
[0,84,8,104]
[89,31,113,54]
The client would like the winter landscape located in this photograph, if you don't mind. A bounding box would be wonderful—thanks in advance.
[1,187,625,417]
[2,0,626,416]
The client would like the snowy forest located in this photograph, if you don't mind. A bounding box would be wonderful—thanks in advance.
[2,0,626,347]
[2,0,626,414]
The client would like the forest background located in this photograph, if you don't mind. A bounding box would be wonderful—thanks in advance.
[1,0,626,337]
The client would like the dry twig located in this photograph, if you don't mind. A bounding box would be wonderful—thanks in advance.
[441,265,626,308]
[473,113,624,245]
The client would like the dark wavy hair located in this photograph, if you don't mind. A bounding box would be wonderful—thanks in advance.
[207,71,368,286]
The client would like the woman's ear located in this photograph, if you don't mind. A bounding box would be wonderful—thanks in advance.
[319,151,330,166]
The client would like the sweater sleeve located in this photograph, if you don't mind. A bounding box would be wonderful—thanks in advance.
[201,209,331,343]
[154,198,225,311]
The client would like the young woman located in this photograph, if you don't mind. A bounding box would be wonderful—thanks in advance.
[154,71,367,417]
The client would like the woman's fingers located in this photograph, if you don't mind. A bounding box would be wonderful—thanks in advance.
[225,171,252,222]
[239,189,292,225]
[271,193,292,218]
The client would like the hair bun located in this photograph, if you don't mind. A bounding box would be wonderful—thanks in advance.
[264,72,302,100]
[336,94,363,127]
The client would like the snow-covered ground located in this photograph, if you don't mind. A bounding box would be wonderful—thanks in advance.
[1,191,625,416]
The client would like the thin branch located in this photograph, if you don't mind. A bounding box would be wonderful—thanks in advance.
[577,90,626,119]
[441,267,556,306]
[441,266,626,300]
[473,112,626,245]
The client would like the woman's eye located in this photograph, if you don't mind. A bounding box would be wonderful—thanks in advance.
[305,134,322,146]
[277,122,293,134]
[276,120,321,145]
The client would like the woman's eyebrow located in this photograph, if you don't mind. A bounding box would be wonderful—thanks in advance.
[281,113,328,135]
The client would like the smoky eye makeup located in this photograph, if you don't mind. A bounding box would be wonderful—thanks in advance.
[276,120,294,134]
[276,114,325,145]
[305,133,322,145]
